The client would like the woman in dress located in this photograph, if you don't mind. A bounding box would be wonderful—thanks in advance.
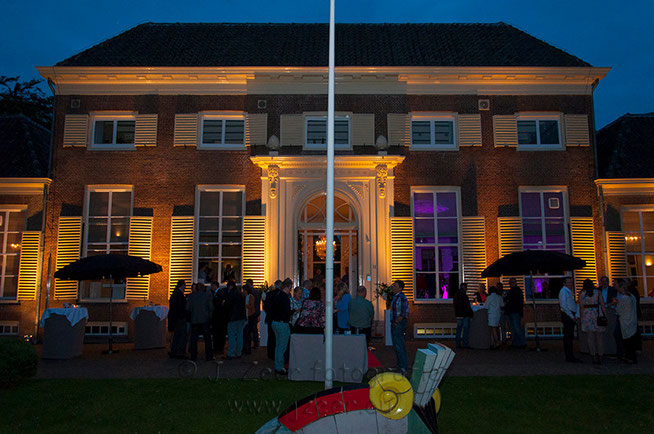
[579,278,606,364]
[295,287,325,334]
[335,282,352,334]
[485,286,504,349]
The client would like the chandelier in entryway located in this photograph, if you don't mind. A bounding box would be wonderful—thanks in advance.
[314,236,336,261]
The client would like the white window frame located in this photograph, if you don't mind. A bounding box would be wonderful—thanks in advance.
[621,206,654,297]
[519,187,570,300]
[194,185,246,284]
[410,114,458,151]
[516,113,563,151]
[304,116,350,150]
[199,113,246,150]
[81,185,133,302]
[90,113,137,150]
[411,186,462,304]
[0,206,27,300]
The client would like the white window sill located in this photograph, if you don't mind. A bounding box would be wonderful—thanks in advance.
[410,144,458,151]
[412,299,453,305]
[516,145,564,151]
[304,144,351,151]
[197,144,247,150]
[0,299,20,304]
[89,145,136,151]
[79,299,129,304]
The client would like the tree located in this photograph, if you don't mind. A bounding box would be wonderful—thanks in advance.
[0,76,53,129]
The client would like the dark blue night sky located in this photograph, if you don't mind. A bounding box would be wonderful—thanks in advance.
[2,0,652,128]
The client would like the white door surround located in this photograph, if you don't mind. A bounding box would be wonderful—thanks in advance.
[251,155,404,317]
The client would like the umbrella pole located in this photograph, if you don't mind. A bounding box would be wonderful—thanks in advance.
[103,279,119,355]
[530,272,542,352]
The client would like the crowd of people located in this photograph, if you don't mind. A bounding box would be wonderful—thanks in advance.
[451,275,642,364]
[167,275,377,374]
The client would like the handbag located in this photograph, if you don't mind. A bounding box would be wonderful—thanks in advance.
[597,293,608,327]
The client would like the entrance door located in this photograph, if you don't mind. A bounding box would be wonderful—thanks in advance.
[297,194,358,286]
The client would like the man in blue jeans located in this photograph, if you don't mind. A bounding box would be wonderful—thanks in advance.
[268,279,293,375]
[390,280,409,373]
[453,282,473,348]
[506,278,526,348]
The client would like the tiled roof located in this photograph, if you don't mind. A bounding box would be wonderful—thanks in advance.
[596,113,654,178]
[0,114,50,178]
[56,22,590,68]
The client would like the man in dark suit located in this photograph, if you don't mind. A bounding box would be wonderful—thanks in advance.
[263,280,282,360]
[598,275,623,357]
[212,281,228,355]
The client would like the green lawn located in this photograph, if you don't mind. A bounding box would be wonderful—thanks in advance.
[1,376,652,433]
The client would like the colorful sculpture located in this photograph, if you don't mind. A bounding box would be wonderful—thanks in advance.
[256,342,455,433]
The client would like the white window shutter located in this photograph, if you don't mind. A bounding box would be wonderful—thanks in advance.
[350,113,375,146]
[564,114,590,146]
[63,114,89,147]
[497,217,524,289]
[54,216,82,299]
[458,114,482,147]
[173,114,198,147]
[242,216,266,287]
[126,217,154,299]
[134,114,158,147]
[280,114,304,146]
[387,114,410,146]
[461,217,486,298]
[390,217,414,302]
[570,217,597,293]
[245,113,268,147]
[606,231,627,281]
[169,216,195,295]
[17,231,42,300]
[493,115,518,147]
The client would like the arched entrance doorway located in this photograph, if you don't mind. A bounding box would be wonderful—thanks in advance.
[297,193,358,286]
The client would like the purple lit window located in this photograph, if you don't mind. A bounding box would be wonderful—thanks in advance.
[521,191,566,252]
[412,190,460,300]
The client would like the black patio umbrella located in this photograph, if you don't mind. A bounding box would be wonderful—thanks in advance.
[54,253,162,281]
[54,254,163,354]
[481,250,587,351]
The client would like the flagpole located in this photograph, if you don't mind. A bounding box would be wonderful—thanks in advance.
[324,0,335,389]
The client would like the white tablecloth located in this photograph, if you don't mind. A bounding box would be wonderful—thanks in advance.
[40,307,89,327]
[129,305,169,321]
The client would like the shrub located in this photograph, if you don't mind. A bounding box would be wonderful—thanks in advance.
[0,338,38,387]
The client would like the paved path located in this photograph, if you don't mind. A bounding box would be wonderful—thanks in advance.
[35,339,653,380]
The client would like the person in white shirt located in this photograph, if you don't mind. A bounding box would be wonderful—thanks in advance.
[559,277,581,363]
[484,286,504,349]
[615,279,638,364]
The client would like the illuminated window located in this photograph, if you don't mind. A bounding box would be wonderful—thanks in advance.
[517,115,562,150]
[305,116,349,149]
[622,209,654,297]
[411,116,456,150]
[91,115,136,149]
[520,189,569,299]
[196,187,244,284]
[200,115,245,149]
[412,189,461,301]
[0,209,26,299]
[81,187,133,300]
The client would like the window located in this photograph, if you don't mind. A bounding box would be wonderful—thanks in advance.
[0,209,26,299]
[520,190,568,299]
[622,209,654,297]
[411,116,456,150]
[305,116,349,149]
[200,115,245,149]
[197,187,244,284]
[92,115,136,149]
[517,115,562,150]
[81,188,133,300]
[412,189,461,301]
